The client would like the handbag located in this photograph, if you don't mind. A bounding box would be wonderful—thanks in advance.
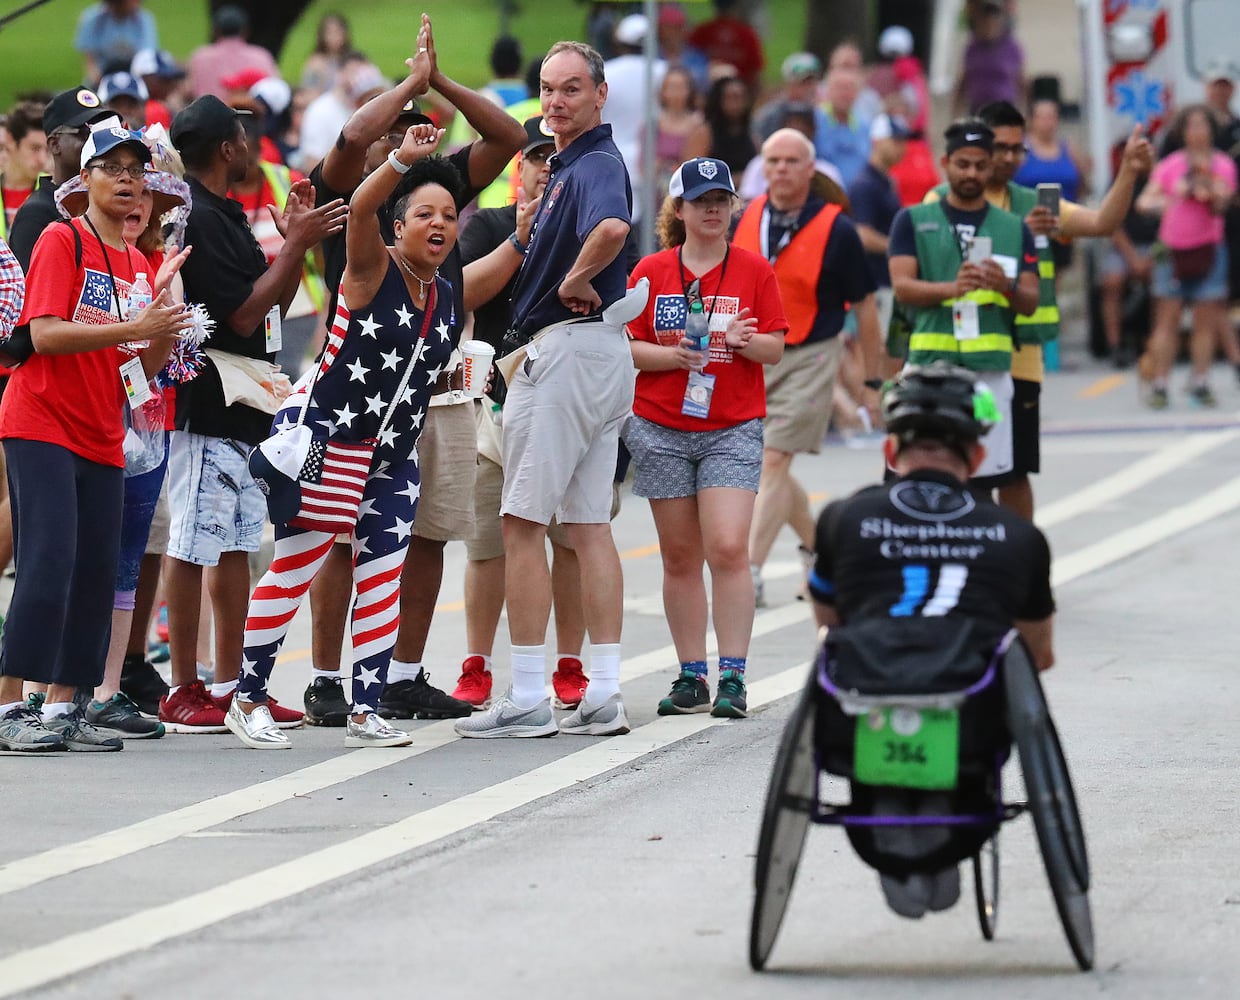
[1170,243,1216,282]
[249,283,437,532]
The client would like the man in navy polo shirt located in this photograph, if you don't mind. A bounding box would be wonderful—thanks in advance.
[456,40,641,740]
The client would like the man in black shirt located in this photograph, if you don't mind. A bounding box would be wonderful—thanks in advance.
[808,362,1055,919]
[302,14,526,725]
[159,95,347,734]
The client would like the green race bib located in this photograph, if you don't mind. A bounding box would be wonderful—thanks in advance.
[853,707,960,790]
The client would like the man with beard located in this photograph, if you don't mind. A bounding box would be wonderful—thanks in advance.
[887,119,1038,494]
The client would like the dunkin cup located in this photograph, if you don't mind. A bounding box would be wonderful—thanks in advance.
[460,340,496,398]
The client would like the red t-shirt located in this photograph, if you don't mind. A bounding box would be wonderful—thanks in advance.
[627,245,786,432]
[3,185,32,231]
[687,16,765,88]
[0,219,146,467]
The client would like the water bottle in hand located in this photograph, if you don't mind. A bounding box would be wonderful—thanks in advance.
[685,301,710,371]
[126,272,153,349]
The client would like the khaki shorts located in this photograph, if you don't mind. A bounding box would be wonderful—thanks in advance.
[501,321,634,525]
[468,440,572,562]
[412,402,477,542]
[762,336,844,455]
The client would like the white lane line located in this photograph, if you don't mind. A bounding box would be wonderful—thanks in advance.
[0,602,809,900]
[0,663,811,999]
[1037,429,1239,528]
[1052,473,1240,587]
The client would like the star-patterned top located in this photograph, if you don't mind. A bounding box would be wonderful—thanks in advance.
[275,258,455,463]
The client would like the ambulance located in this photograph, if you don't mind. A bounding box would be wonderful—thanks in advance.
[1080,0,1240,193]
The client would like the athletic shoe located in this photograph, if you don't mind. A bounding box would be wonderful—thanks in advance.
[1146,386,1169,410]
[159,680,227,734]
[751,564,766,608]
[120,653,169,716]
[225,697,291,749]
[559,692,630,736]
[551,657,588,709]
[147,641,170,664]
[345,712,413,748]
[43,707,123,752]
[86,692,165,739]
[25,691,45,714]
[451,655,493,710]
[378,672,473,719]
[211,690,304,730]
[711,669,748,719]
[454,689,557,739]
[0,705,64,752]
[303,676,349,727]
[1188,384,1217,408]
[657,671,710,715]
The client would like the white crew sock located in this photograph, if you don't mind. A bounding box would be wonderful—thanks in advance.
[210,679,237,699]
[312,668,342,682]
[0,701,25,715]
[42,701,75,719]
[584,643,621,706]
[388,659,422,683]
[510,644,547,707]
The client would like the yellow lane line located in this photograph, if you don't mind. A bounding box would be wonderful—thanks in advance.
[1078,373,1127,399]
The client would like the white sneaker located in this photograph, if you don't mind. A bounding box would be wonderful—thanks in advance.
[225,698,290,750]
[345,712,413,748]
[454,689,557,739]
[558,692,630,736]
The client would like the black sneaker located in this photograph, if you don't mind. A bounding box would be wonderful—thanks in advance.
[657,670,710,715]
[120,654,169,716]
[86,692,165,739]
[711,669,748,719]
[378,671,473,719]
[304,676,350,727]
[1188,384,1217,408]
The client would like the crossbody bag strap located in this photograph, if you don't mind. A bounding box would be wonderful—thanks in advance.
[376,282,437,439]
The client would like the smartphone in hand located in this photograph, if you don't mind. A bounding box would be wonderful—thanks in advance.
[1036,182,1061,218]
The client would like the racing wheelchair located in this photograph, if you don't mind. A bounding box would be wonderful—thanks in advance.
[749,616,1093,971]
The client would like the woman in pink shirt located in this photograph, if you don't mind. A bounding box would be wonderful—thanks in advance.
[1136,105,1237,408]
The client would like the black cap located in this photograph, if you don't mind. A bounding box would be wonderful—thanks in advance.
[393,98,433,128]
[213,4,248,36]
[44,88,110,134]
[944,119,994,155]
[171,95,251,151]
[521,115,556,155]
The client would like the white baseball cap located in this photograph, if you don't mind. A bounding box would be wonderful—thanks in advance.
[878,25,914,59]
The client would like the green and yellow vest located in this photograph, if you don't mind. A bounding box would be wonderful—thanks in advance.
[906,200,1021,372]
[259,161,326,313]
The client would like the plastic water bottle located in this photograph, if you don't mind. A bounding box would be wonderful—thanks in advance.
[685,301,710,370]
[128,272,152,318]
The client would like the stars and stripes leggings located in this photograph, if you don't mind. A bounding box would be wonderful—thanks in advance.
[237,454,419,714]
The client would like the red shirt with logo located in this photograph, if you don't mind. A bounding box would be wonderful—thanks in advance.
[1,218,145,467]
[627,244,786,432]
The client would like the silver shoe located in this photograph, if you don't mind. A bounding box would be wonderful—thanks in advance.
[454,689,557,739]
[225,697,290,750]
[345,712,413,748]
[558,692,630,736]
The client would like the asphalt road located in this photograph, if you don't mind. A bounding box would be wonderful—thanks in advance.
[1,362,1238,999]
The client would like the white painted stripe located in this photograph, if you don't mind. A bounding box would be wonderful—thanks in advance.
[0,665,810,999]
[1036,430,1238,528]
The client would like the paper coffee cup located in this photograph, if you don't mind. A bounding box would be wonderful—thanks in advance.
[460,340,496,398]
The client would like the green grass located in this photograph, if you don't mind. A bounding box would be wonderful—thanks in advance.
[0,0,805,112]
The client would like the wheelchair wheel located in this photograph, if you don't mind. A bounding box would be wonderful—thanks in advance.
[749,672,817,971]
[1004,640,1094,972]
[972,834,1000,941]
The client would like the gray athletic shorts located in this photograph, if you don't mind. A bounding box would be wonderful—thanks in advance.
[624,415,764,499]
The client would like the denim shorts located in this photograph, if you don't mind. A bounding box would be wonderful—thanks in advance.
[166,431,266,566]
[1152,242,1229,303]
[624,415,764,499]
[116,452,168,592]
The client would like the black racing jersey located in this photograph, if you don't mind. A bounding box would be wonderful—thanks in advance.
[809,468,1054,643]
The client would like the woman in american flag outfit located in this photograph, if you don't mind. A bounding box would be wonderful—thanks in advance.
[227,124,463,750]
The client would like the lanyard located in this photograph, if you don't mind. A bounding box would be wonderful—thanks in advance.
[677,245,731,329]
[758,203,803,262]
[82,215,127,318]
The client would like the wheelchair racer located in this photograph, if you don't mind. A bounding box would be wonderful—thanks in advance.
[806,362,1056,916]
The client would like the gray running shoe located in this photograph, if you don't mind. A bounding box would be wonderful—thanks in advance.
[86,692,165,739]
[42,707,123,752]
[224,697,290,750]
[454,689,557,739]
[0,705,64,752]
[559,692,630,736]
[345,712,413,748]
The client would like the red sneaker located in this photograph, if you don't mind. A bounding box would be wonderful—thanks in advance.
[451,655,493,710]
[551,657,588,709]
[211,690,305,730]
[159,680,227,733]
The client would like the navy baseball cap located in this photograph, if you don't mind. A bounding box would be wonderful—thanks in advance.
[668,157,736,201]
[99,72,150,105]
[247,433,307,525]
[80,118,152,169]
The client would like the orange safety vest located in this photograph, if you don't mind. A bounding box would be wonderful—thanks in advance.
[733,195,840,346]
